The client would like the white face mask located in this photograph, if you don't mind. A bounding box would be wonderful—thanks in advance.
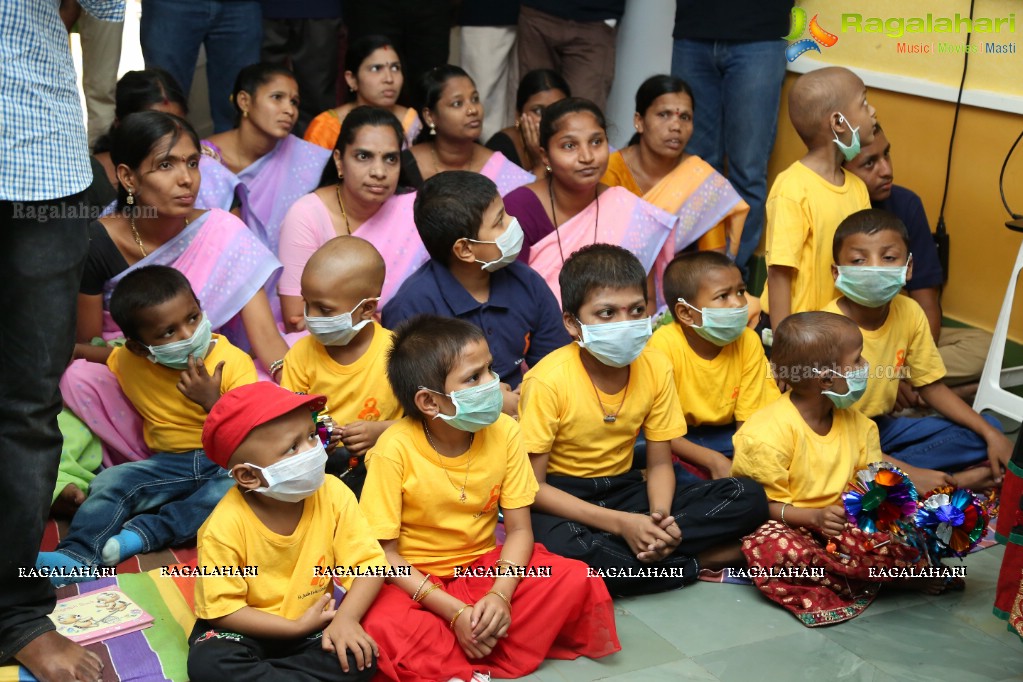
[240,440,327,503]
[467,218,525,272]
[304,297,377,347]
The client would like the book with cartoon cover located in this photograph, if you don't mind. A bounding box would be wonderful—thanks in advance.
[47,589,154,645]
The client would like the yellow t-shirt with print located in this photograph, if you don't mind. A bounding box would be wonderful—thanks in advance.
[761,162,870,315]
[823,295,946,418]
[648,323,780,427]
[360,414,538,578]
[107,334,256,453]
[731,394,881,507]
[281,322,402,425]
[519,343,687,478]
[193,476,388,621]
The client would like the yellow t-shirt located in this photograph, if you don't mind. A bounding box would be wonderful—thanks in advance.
[648,323,780,427]
[519,344,686,478]
[823,295,947,418]
[107,334,256,453]
[732,393,881,507]
[601,150,725,251]
[360,415,538,578]
[193,476,388,620]
[281,322,402,425]
[761,162,870,315]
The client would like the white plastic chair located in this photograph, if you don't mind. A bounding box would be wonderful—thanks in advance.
[973,219,1023,421]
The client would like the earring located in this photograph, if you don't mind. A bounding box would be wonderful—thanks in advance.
[429,123,436,136]
[337,172,343,181]
[545,165,552,174]
[126,190,134,206]
[243,110,248,119]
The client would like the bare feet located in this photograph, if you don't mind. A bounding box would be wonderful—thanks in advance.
[50,484,85,520]
[14,630,103,682]
[952,466,1000,492]
[889,576,950,595]
[697,542,746,571]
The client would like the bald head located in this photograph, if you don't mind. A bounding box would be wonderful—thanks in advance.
[788,67,864,147]
[772,311,860,385]
[302,235,386,299]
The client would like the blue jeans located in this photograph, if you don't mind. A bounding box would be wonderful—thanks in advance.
[874,414,1002,472]
[671,39,787,271]
[686,423,737,458]
[56,451,232,566]
[0,194,88,662]
[140,0,262,133]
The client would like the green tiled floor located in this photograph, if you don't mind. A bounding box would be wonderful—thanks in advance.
[522,544,1022,681]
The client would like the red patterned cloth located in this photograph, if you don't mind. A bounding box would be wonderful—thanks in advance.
[994,457,1023,641]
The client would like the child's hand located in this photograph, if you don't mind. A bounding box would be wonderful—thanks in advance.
[322,614,378,673]
[814,505,846,537]
[705,453,733,480]
[471,592,512,642]
[618,512,677,562]
[452,605,494,659]
[501,383,519,417]
[985,432,1012,485]
[293,594,337,637]
[340,421,388,457]
[325,427,343,454]
[893,380,927,412]
[176,356,224,412]
[904,465,953,494]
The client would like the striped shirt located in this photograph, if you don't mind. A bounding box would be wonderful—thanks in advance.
[0,0,124,201]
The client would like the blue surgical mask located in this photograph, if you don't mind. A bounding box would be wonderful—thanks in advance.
[468,218,525,272]
[422,373,504,433]
[147,313,213,370]
[833,113,861,162]
[577,317,652,368]
[834,258,911,308]
[679,299,748,347]
[819,363,869,409]
[304,297,377,347]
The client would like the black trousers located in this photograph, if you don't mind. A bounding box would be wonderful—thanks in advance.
[188,620,375,682]
[531,472,768,596]
[0,193,89,662]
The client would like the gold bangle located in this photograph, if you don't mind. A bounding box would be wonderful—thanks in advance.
[449,604,471,630]
[485,589,510,606]
[416,582,442,603]
[780,503,791,527]
[495,559,520,568]
[411,574,431,602]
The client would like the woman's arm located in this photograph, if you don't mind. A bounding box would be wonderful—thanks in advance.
[239,289,290,380]
[280,294,306,333]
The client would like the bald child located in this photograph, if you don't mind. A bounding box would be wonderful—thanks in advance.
[763,66,876,328]
[281,236,402,497]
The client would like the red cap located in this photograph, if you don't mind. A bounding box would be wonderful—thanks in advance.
[202,382,326,468]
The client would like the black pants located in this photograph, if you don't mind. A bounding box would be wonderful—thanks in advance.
[261,17,343,136]
[0,194,89,662]
[531,472,768,596]
[343,0,451,107]
[188,620,375,682]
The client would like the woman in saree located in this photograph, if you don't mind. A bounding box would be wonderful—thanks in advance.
[502,97,676,305]
[197,62,331,259]
[62,112,286,466]
[303,34,422,150]
[601,75,753,311]
[278,106,425,331]
[404,65,534,196]
[485,69,570,178]
[995,437,1023,640]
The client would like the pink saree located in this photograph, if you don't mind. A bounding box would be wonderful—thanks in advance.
[60,209,282,466]
[351,192,426,305]
[481,151,534,197]
[527,186,675,305]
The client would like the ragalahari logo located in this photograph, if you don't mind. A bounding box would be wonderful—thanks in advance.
[784,7,839,62]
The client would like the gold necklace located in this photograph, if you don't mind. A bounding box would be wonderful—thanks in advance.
[129,215,191,259]
[423,423,474,503]
[335,182,351,234]
[585,368,629,423]
[431,142,477,175]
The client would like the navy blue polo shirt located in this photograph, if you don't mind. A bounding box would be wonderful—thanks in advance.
[873,185,943,291]
[382,260,571,388]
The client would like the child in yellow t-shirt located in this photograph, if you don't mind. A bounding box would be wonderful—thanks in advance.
[282,235,402,496]
[358,315,619,681]
[188,382,387,682]
[650,251,780,479]
[519,244,768,596]
[822,208,1011,484]
[37,266,256,584]
[733,311,961,626]
[763,66,875,327]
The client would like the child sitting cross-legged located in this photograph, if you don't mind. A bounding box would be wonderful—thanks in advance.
[649,251,780,479]
[37,265,256,584]
[282,235,403,496]
[358,315,620,682]
[187,382,388,682]
[520,244,769,596]
[733,311,964,627]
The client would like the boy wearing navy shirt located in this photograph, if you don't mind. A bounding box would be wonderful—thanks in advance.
[382,172,569,409]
